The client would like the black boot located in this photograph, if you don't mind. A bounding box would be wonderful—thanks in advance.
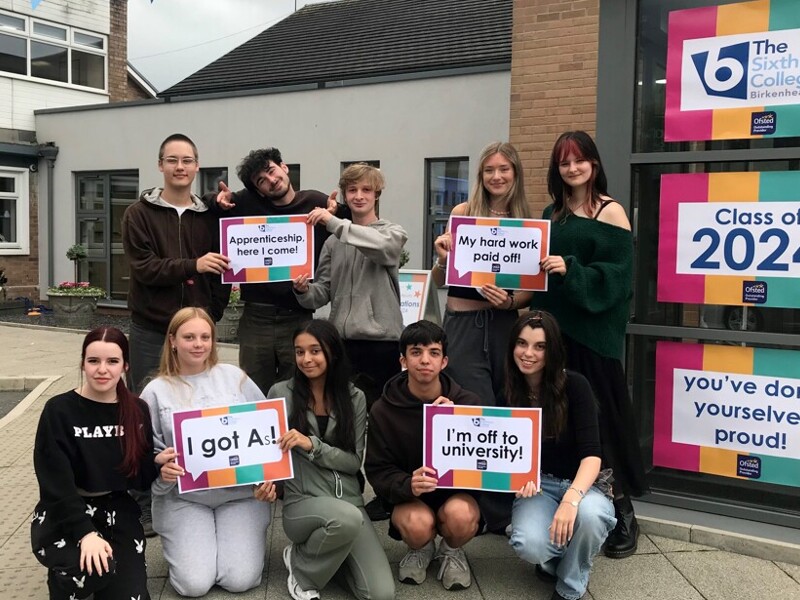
[604,495,638,558]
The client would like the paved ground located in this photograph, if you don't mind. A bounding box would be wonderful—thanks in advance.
[1,323,799,600]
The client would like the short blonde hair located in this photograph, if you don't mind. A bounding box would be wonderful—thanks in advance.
[159,307,219,378]
[339,163,385,199]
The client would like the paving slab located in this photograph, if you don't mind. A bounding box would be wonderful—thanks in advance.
[668,550,800,600]
[589,553,704,600]
[648,534,718,553]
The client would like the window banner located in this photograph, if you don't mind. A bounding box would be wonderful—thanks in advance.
[654,341,800,488]
[665,0,800,141]
[657,170,800,308]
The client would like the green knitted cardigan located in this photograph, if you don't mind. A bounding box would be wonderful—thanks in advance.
[530,205,633,360]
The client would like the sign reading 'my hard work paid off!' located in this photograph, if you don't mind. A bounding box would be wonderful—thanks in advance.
[445,216,550,291]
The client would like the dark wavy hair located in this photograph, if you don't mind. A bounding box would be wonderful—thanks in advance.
[289,320,356,452]
[237,147,286,195]
[504,311,568,438]
[81,327,149,477]
[547,131,609,222]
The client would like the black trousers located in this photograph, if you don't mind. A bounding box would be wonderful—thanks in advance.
[40,492,150,600]
[344,339,401,410]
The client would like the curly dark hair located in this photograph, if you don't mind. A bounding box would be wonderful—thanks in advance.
[236,148,285,194]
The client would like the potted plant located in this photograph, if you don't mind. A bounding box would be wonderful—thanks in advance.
[217,286,243,343]
[47,246,106,329]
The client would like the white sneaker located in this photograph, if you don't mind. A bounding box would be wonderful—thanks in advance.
[436,540,471,590]
[398,540,435,584]
[283,544,320,600]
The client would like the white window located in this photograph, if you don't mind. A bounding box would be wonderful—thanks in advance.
[0,168,30,255]
[0,9,106,91]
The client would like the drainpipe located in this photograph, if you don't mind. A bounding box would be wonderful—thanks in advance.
[37,143,59,290]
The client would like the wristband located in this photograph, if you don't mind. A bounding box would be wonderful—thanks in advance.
[568,486,585,498]
[560,500,580,508]
[434,259,447,271]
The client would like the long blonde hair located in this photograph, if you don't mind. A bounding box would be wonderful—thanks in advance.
[159,307,219,378]
[464,142,530,219]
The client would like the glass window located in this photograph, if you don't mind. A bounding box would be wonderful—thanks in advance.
[425,158,469,266]
[0,169,29,254]
[286,164,301,193]
[72,49,104,89]
[75,171,139,304]
[74,31,103,49]
[32,21,66,41]
[199,168,229,197]
[0,32,26,75]
[31,40,67,83]
[0,12,25,32]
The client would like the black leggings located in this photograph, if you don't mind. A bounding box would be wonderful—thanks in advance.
[42,492,150,600]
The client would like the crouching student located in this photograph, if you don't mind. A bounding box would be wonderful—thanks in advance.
[141,308,277,597]
[505,311,616,600]
[268,320,394,600]
[365,320,482,590]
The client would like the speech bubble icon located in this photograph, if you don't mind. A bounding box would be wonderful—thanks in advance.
[180,409,283,480]
[430,413,533,476]
[453,225,542,279]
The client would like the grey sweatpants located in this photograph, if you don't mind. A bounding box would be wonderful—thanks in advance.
[283,497,395,600]
[153,489,272,597]
[443,307,518,405]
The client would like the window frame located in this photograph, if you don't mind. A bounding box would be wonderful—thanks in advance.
[424,157,469,268]
[0,8,107,92]
[0,167,30,255]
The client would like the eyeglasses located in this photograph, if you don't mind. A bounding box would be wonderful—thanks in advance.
[161,156,197,166]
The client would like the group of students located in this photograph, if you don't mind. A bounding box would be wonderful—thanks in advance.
[31,130,647,600]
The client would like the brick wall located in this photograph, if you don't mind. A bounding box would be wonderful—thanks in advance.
[2,174,39,301]
[109,0,127,102]
[509,0,600,214]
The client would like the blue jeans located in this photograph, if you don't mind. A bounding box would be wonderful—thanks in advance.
[509,474,616,600]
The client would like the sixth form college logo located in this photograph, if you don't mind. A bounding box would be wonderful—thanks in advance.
[691,41,749,99]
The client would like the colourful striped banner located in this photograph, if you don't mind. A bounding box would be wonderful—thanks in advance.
[665,0,800,141]
[655,341,800,488]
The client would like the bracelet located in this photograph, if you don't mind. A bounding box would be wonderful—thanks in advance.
[560,499,580,508]
[568,486,586,498]
[506,291,516,310]
[434,259,447,271]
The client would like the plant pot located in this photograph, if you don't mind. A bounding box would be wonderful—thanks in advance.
[47,294,98,330]
[217,303,243,343]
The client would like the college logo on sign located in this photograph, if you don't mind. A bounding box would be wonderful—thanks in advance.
[691,41,749,99]
[681,29,800,112]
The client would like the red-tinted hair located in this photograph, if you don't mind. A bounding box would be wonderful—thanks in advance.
[546,131,609,221]
[81,327,149,477]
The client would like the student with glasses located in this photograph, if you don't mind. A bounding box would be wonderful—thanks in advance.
[121,132,231,536]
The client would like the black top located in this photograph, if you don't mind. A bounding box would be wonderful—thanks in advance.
[206,189,350,310]
[33,390,157,541]
[540,371,602,480]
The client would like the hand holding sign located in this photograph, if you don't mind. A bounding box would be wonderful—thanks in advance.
[411,466,439,497]
[156,446,184,482]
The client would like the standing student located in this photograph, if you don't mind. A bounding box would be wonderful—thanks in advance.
[365,321,482,591]
[292,163,407,408]
[505,311,616,600]
[122,133,230,536]
[32,327,165,600]
[140,308,277,597]
[208,148,347,395]
[533,130,648,558]
[268,320,394,600]
[431,142,533,406]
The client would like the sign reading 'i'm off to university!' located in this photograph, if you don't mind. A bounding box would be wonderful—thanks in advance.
[665,0,800,141]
